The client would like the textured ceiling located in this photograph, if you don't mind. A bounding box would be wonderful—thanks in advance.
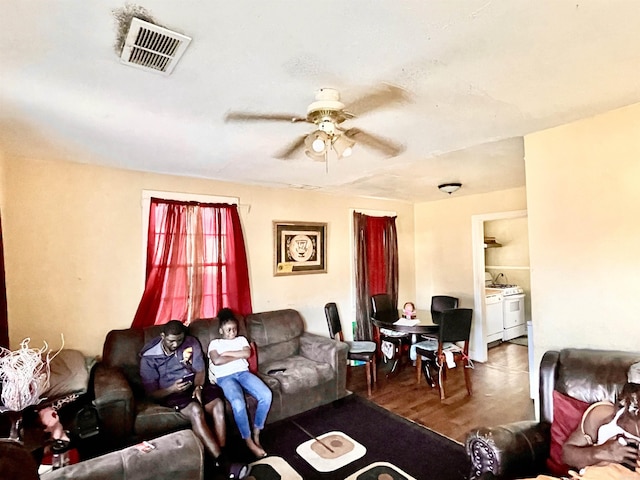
[1,1,640,202]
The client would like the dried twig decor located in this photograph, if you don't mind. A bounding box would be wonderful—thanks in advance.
[0,338,62,411]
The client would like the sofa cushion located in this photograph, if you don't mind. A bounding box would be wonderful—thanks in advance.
[43,349,90,399]
[247,310,305,365]
[134,401,189,438]
[546,390,590,477]
[260,355,334,394]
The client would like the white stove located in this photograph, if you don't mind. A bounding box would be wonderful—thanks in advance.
[485,284,524,296]
[485,272,526,342]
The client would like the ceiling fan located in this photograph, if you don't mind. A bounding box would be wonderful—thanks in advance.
[224,84,410,161]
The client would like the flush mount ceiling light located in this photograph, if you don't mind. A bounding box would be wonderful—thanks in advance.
[438,183,462,194]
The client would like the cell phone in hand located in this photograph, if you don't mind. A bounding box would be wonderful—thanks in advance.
[182,372,195,384]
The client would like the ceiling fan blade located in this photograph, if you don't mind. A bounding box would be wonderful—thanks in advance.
[343,128,405,158]
[224,111,309,123]
[274,135,307,160]
[343,84,411,117]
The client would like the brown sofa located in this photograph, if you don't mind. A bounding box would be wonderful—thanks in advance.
[40,430,204,480]
[92,309,348,448]
[464,348,640,480]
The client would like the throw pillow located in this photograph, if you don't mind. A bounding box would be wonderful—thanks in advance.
[43,349,90,399]
[248,341,259,374]
[546,390,591,477]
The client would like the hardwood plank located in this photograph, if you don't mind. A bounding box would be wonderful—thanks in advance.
[345,341,535,442]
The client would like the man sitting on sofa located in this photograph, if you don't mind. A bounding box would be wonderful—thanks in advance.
[523,362,640,479]
[140,320,227,464]
[557,362,640,478]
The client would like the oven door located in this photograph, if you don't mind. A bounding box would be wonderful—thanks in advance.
[503,294,525,340]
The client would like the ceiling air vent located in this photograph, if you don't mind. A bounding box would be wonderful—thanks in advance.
[120,18,192,75]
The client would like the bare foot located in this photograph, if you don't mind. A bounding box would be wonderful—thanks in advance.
[245,437,266,458]
[252,427,262,448]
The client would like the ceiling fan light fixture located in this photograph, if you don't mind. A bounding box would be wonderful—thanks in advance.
[305,130,329,153]
[312,138,326,153]
[304,149,326,162]
[304,131,330,161]
[438,182,462,194]
[332,134,355,158]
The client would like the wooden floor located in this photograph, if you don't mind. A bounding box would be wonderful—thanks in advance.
[345,341,535,443]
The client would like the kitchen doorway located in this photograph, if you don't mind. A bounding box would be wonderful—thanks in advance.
[471,211,529,349]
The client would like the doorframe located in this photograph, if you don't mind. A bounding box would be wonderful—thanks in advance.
[470,209,527,362]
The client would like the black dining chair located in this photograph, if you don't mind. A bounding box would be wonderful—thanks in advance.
[430,295,459,323]
[370,293,410,374]
[414,308,473,400]
[324,302,377,396]
[416,295,460,343]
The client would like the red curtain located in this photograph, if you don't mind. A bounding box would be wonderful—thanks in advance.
[0,213,8,348]
[366,216,388,296]
[131,199,252,328]
[353,212,399,341]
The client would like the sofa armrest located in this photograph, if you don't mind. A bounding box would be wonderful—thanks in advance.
[92,363,135,442]
[465,420,551,480]
[299,332,348,371]
[41,430,204,480]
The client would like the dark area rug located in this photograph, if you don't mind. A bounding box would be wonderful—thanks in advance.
[237,394,470,480]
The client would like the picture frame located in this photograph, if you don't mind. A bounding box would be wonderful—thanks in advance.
[273,221,327,276]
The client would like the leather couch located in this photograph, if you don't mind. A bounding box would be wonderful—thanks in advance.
[464,348,640,480]
[93,309,348,448]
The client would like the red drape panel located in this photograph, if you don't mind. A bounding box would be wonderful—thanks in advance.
[0,213,8,348]
[132,199,252,328]
[197,205,252,318]
[366,216,388,296]
[354,212,399,342]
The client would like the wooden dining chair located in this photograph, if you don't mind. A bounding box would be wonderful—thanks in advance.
[414,308,473,400]
[324,302,377,396]
[370,294,410,374]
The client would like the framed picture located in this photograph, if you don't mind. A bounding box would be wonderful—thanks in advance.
[273,221,327,276]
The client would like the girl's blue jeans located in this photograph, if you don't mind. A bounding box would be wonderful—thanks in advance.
[216,370,272,439]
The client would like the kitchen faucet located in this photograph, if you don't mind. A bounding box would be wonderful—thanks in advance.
[495,272,508,284]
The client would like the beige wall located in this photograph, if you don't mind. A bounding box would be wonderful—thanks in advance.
[525,102,640,372]
[2,156,415,356]
[6,99,639,371]
[413,187,528,320]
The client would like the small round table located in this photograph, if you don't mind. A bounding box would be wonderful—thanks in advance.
[370,310,439,379]
[370,311,439,336]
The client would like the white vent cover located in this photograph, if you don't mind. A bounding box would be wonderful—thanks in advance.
[120,18,192,75]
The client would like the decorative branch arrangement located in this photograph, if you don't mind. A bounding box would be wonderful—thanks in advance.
[0,337,62,412]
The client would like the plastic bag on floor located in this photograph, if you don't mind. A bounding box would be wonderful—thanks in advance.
[381,340,395,360]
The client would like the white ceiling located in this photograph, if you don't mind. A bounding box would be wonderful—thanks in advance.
[2,2,640,203]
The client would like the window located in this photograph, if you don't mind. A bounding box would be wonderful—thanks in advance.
[132,193,251,328]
